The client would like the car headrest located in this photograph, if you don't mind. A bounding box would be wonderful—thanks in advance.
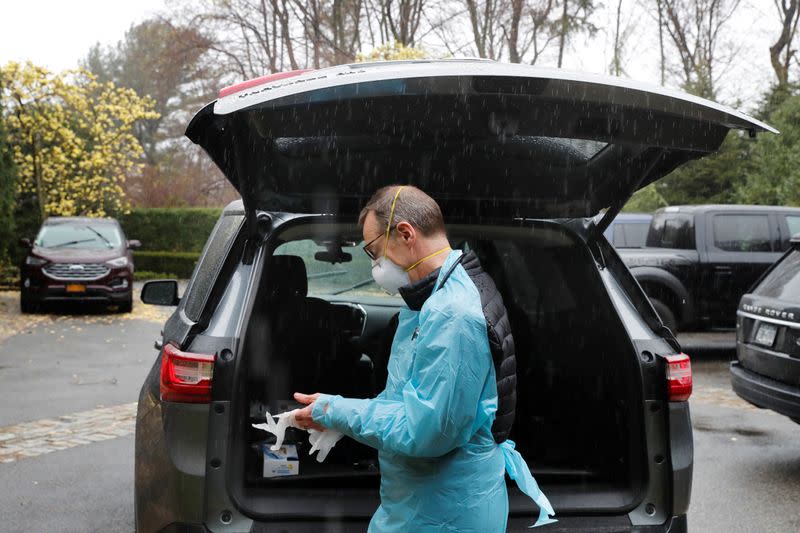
[266,255,308,299]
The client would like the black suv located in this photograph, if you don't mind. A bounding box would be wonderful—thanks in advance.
[135,60,774,533]
[618,205,800,332]
[731,235,800,424]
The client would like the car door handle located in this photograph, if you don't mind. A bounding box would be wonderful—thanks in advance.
[714,266,732,273]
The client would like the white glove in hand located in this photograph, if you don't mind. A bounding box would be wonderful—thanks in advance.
[252,409,302,451]
[252,409,343,462]
[307,428,344,462]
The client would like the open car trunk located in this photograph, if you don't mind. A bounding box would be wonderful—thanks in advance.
[226,218,649,521]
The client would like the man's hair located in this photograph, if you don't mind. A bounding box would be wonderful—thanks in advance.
[358,185,446,236]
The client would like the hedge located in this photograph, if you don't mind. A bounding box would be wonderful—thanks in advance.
[119,207,222,252]
[134,270,180,281]
[133,251,200,279]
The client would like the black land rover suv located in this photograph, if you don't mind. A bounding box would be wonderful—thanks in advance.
[135,60,774,533]
[731,235,800,424]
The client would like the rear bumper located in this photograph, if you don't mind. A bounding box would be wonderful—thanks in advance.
[162,515,688,532]
[731,361,800,420]
[509,514,687,532]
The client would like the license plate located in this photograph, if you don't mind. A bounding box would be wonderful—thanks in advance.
[754,323,777,347]
[66,284,86,293]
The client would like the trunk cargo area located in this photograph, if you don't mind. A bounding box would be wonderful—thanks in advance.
[228,220,648,518]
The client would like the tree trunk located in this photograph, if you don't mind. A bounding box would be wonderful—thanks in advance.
[769,0,800,89]
[557,0,569,67]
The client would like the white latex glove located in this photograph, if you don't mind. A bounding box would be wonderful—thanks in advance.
[252,410,302,451]
[307,428,344,462]
[253,409,344,462]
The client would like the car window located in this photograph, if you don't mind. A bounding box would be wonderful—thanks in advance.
[35,222,123,249]
[612,227,625,247]
[713,214,772,252]
[614,222,649,248]
[753,249,800,300]
[786,216,800,239]
[274,239,400,300]
[183,214,245,321]
[646,214,694,249]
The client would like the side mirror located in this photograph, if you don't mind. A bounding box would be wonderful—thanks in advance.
[127,239,142,249]
[19,238,31,248]
[141,280,180,306]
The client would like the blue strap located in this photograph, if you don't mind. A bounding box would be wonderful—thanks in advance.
[501,440,558,528]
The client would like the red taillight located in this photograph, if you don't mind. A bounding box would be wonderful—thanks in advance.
[665,353,692,401]
[160,343,215,403]
[218,69,312,98]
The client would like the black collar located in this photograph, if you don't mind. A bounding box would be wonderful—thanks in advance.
[398,267,441,311]
[397,252,473,311]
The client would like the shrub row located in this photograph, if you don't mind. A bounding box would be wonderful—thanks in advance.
[119,207,222,252]
[133,251,200,279]
[134,270,180,281]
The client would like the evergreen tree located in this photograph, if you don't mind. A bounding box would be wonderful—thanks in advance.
[0,78,17,264]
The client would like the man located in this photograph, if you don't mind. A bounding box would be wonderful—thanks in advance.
[295,185,555,531]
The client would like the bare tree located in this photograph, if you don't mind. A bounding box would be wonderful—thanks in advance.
[292,0,364,66]
[503,0,562,64]
[370,0,426,45]
[451,0,596,66]
[769,0,800,89]
[654,0,742,99]
[555,0,597,67]
[609,0,638,76]
[190,0,285,77]
[657,0,667,84]
[464,0,506,59]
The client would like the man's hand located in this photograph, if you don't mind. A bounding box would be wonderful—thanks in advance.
[294,392,326,431]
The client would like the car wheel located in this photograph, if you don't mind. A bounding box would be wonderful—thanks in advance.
[20,291,39,314]
[650,298,678,333]
[118,298,133,313]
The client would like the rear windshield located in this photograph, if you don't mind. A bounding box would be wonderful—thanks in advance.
[646,214,695,249]
[35,222,123,249]
[754,249,800,300]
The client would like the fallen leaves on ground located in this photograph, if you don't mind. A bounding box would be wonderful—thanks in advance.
[0,289,171,345]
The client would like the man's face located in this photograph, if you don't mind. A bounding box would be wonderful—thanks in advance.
[362,210,415,266]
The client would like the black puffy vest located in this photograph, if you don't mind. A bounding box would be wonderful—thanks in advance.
[398,251,517,443]
[458,251,517,443]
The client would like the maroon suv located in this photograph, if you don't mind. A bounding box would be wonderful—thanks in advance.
[19,217,140,313]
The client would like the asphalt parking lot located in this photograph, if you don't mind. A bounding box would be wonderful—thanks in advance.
[0,288,798,532]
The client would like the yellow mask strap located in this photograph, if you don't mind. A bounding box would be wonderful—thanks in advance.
[383,185,405,258]
[404,246,451,272]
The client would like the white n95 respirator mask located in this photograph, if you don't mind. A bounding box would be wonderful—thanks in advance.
[371,256,411,295]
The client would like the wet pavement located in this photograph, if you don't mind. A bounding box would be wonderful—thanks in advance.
[0,292,797,532]
[689,358,800,533]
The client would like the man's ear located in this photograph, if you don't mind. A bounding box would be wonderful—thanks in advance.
[395,221,416,244]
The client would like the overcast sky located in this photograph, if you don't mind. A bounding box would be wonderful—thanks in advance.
[0,1,783,112]
[0,0,163,71]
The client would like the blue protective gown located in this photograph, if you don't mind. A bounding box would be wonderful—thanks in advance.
[312,250,556,532]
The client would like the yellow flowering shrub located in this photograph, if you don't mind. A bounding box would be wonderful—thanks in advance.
[356,42,430,62]
[1,61,158,218]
